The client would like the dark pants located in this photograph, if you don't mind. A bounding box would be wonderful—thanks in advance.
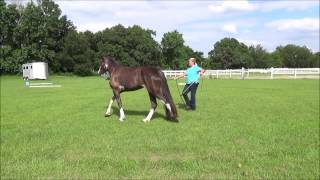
[182,83,199,110]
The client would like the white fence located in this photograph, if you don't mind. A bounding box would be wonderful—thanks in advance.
[163,68,320,80]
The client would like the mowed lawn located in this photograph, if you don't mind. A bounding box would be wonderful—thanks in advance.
[1,75,319,179]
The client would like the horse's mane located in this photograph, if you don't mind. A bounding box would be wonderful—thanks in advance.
[104,56,122,67]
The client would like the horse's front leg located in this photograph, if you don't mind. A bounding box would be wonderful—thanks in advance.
[113,89,125,122]
[105,96,115,117]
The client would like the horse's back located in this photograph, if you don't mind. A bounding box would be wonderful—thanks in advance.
[109,67,143,90]
[110,66,163,91]
[140,66,162,76]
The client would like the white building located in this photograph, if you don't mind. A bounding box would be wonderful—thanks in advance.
[22,62,48,80]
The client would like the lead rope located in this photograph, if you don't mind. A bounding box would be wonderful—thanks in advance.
[200,62,204,91]
[175,78,185,105]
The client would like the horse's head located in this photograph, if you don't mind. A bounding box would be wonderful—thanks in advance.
[98,56,113,75]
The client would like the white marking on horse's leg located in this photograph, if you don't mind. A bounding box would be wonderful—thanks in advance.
[161,100,172,112]
[119,108,125,121]
[143,108,154,123]
[119,85,124,91]
[105,99,114,116]
[166,103,172,112]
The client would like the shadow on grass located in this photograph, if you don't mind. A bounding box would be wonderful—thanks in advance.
[177,103,187,109]
[105,107,179,123]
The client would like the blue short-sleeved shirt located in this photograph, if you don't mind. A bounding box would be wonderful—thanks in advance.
[186,64,200,84]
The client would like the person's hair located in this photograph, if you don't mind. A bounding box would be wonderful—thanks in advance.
[189,58,197,64]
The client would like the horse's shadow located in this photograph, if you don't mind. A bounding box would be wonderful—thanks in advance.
[110,106,167,120]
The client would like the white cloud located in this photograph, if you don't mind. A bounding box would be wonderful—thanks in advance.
[52,1,319,54]
[76,22,121,32]
[222,24,237,33]
[258,1,318,12]
[265,18,319,31]
[238,39,260,47]
[57,1,215,33]
[207,1,318,14]
[208,0,256,13]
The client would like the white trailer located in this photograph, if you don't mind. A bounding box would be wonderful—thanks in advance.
[22,62,48,80]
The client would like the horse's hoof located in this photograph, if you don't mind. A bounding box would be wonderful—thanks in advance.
[105,109,112,116]
[143,119,150,123]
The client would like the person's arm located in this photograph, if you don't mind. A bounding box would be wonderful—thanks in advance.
[197,65,206,76]
[199,68,206,76]
[174,72,186,80]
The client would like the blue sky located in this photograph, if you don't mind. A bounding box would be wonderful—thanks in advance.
[55,0,319,56]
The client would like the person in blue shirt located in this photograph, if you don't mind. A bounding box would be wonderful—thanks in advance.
[175,58,205,110]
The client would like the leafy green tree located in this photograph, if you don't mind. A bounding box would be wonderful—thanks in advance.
[0,0,21,74]
[268,51,283,68]
[200,57,211,69]
[96,24,162,68]
[161,30,185,69]
[160,30,204,69]
[309,52,319,67]
[275,44,313,68]
[249,44,272,68]
[208,38,253,69]
[55,30,95,75]
[0,1,20,48]
[1,0,73,74]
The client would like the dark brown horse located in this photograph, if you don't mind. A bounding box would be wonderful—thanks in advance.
[98,56,177,122]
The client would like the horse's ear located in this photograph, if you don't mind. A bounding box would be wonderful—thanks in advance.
[102,57,106,63]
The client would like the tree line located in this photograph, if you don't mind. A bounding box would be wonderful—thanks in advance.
[1,0,319,76]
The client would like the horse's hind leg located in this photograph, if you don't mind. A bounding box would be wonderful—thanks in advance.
[105,96,115,117]
[143,93,157,123]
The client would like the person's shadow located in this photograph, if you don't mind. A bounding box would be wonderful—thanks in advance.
[177,103,186,109]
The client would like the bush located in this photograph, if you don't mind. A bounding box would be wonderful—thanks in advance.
[74,64,93,76]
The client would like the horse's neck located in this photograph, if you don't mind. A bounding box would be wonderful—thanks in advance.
[109,63,124,74]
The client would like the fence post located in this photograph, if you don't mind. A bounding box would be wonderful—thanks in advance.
[241,67,245,80]
[294,69,297,79]
[216,70,219,79]
[271,67,274,79]
[229,69,232,78]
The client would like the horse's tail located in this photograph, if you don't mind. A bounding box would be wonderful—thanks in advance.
[159,71,178,122]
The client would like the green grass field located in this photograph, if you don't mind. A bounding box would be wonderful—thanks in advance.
[1,76,319,179]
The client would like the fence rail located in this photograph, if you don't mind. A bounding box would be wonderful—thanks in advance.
[162,68,320,79]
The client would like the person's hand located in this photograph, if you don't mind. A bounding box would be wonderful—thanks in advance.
[199,69,206,76]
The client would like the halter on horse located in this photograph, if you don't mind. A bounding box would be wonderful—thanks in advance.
[98,56,178,122]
